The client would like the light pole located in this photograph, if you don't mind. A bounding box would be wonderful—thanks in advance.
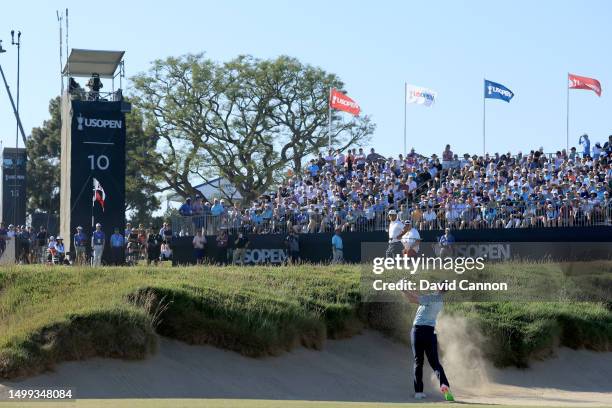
[0,40,27,144]
[0,39,28,227]
[11,30,21,226]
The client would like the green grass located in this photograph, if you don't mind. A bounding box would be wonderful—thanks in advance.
[0,264,362,378]
[447,301,612,367]
[0,262,610,379]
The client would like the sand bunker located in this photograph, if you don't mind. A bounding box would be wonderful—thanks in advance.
[1,327,610,405]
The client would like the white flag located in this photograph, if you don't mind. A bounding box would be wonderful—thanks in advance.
[92,178,106,211]
[406,84,437,107]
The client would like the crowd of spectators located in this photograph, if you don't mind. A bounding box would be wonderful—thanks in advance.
[0,222,176,266]
[2,135,611,265]
[174,134,612,235]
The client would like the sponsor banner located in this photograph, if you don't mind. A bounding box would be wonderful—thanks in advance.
[170,230,612,267]
[484,79,514,102]
[242,248,287,264]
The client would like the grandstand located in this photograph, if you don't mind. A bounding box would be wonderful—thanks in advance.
[171,143,612,236]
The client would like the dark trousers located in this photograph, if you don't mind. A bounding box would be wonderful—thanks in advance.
[111,246,124,265]
[411,325,449,393]
[385,241,403,258]
[217,248,227,265]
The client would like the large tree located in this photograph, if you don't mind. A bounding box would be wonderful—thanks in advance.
[124,104,162,224]
[131,54,374,203]
[26,97,62,214]
[26,97,161,220]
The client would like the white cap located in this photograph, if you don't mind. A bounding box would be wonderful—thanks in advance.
[96,223,102,227]
[388,210,397,215]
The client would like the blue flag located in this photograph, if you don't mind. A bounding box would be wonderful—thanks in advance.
[484,80,514,102]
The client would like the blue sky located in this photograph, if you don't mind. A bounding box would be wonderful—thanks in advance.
[0,0,611,158]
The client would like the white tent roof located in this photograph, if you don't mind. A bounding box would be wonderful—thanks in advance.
[63,49,125,78]
[166,177,243,203]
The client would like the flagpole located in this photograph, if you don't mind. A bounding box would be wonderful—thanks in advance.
[328,87,332,150]
[482,79,486,156]
[403,82,407,155]
[91,178,94,230]
[566,73,569,153]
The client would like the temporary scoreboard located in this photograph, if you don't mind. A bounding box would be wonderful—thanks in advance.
[1,147,27,225]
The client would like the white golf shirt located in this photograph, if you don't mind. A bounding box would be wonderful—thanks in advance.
[388,220,405,243]
[402,227,421,246]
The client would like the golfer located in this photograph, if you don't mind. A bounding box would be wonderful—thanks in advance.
[386,210,411,258]
[404,284,454,401]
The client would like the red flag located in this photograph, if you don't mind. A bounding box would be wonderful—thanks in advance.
[568,73,602,97]
[329,88,360,116]
[92,178,106,211]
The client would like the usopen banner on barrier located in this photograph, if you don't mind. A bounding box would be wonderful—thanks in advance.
[484,80,514,102]
[406,84,437,106]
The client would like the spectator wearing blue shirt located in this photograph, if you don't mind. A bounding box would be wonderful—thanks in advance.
[251,210,263,233]
[307,160,320,180]
[372,198,385,214]
[54,237,67,264]
[179,198,193,216]
[262,205,273,231]
[110,228,125,265]
[331,228,343,263]
[73,226,88,265]
[91,223,105,266]
[579,134,590,157]
[124,222,132,239]
[438,228,455,257]
[211,199,225,217]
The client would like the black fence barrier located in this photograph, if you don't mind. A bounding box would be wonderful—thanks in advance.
[171,226,612,266]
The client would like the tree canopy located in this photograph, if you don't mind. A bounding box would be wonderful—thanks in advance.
[131,54,374,202]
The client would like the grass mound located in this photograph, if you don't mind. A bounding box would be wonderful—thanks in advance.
[448,301,612,367]
[0,262,610,379]
[0,309,156,379]
[127,286,327,356]
[0,265,362,379]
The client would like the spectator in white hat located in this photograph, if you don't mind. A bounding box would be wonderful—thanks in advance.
[386,210,411,258]
[91,223,105,266]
